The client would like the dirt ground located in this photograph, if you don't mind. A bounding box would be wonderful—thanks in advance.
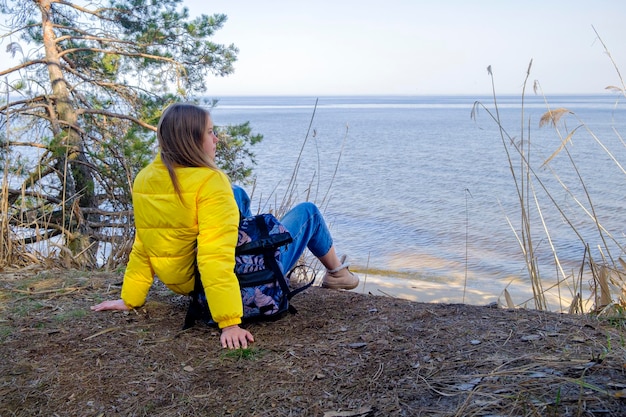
[1,268,625,417]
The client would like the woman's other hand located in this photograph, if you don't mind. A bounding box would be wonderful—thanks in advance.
[91,299,130,311]
[220,325,254,349]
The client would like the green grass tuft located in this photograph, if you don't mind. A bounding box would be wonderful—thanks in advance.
[220,347,262,360]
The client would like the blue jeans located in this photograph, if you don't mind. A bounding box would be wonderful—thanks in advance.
[232,185,333,272]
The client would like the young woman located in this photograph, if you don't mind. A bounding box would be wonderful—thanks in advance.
[91,103,358,349]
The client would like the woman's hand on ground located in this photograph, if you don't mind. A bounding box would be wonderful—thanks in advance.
[91,299,130,311]
[220,325,254,349]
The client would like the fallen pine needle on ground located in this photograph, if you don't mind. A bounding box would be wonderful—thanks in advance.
[1,269,625,416]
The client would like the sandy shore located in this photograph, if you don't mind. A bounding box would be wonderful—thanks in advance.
[343,273,580,312]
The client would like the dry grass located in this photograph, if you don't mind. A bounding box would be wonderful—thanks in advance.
[471,29,626,314]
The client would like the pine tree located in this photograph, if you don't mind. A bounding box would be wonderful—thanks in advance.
[0,0,260,268]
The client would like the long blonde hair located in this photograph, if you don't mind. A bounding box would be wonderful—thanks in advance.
[157,103,219,196]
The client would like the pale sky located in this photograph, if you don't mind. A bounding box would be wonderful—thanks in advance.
[188,0,626,96]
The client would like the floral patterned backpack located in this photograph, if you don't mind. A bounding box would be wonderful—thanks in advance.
[183,213,314,329]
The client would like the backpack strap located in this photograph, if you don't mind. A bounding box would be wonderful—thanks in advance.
[253,216,292,294]
[183,269,205,330]
[251,216,316,307]
[251,215,302,314]
[285,265,316,299]
[263,247,296,313]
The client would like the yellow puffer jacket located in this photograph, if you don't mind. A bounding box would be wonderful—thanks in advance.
[121,154,242,329]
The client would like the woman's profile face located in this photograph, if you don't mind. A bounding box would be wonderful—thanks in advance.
[202,115,219,160]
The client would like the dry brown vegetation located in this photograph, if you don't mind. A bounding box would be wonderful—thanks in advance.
[1,269,625,416]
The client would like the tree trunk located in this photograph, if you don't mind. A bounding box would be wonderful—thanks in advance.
[39,0,98,267]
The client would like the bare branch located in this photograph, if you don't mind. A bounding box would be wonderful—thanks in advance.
[0,59,48,77]
[58,47,182,67]
[7,188,62,205]
[77,108,156,132]
[55,34,137,47]
[5,141,49,149]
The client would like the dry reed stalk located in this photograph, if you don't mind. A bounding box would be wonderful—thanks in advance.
[568,293,582,314]
[593,25,626,97]
[617,258,626,305]
[1,176,9,267]
[277,99,319,218]
[597,265,612,309]
[537,98,625,279]
[503,289,515,309]
[476,36,626,313]
[249,99,345,275]
[1,78,12,267]
[476,61,555,311]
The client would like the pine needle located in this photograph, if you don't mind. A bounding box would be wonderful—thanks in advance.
[83,327,122,341]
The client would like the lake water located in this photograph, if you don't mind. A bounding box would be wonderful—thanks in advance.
[210,95,626,303]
